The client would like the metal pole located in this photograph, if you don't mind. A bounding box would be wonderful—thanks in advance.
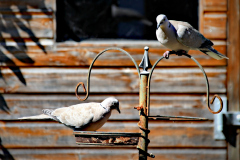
[138,71,149,160]
[138,46,151,160]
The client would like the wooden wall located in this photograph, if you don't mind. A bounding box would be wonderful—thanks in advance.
[0,0,229,159]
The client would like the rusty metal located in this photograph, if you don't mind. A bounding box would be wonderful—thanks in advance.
[137,121,150,132]
[210,94,223,114]
[73,131,140,145]
[137,147,155,158]
[75,47,141,101]
[138,46,154,159]
[147,51,223,115]
[138,72,150,160]
[75,82,87,101]
[134,106,143,111]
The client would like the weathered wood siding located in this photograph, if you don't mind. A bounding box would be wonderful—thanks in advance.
[0,0,229,159]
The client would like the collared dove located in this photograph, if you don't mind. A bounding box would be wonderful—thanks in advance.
[156,14,228,60]
[19,97,120,131]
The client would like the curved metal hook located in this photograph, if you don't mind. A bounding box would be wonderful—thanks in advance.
[190,55,223,114]
[147,52,223,115]
[75,47,141,101]
[146,56,164,116]
[75,82,87,101]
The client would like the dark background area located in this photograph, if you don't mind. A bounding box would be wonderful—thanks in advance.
[56,0,198,41]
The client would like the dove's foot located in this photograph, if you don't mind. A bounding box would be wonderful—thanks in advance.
[163,51,170,59]
[164,50,187,59]
[176,50,187,56]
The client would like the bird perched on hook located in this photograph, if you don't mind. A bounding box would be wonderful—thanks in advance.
[156,14,228,60]
[19,97,120,131]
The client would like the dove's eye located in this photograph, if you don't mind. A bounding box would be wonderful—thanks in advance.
[160,18,165,24]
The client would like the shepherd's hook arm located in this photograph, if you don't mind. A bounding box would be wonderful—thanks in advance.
[147,52,223,114]
[75,47,140,101]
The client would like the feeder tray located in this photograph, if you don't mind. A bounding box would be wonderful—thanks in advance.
[148,115,208,121]
[74,131,141,146]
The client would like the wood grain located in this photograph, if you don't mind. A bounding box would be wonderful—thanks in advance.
[0,0,230,159]
[203,0,227,11]
[0,67,226,93]
[0,94,227,120]
[202,13,227,39]
[0,0,55,12]
[1,149,226,160]
[0,121,226,148]
[0,13,53,38]
[0,40,227,67]
[227,0,240,159]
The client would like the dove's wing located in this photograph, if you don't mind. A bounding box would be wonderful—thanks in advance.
[170,20,228,59]
[170,20,211,49]
[51,103,98,128]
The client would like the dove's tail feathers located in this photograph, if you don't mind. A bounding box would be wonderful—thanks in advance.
[42,109,59,121]
[200,47,229,60]
[42,109,54,116]
[18,114,52,120]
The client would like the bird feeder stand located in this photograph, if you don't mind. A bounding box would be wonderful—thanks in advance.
[74,47,223,160]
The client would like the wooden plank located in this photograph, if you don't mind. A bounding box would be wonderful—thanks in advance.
[0,94,227,120]
[0,0,55,12]
[1,149,226,160]
[0,67,226,93]
[0,149,226,160]
[0,13,53,38]
[227,0,240,159]
[203,0,227,11]
[199,0,205,34]
[0,40,227,67]
[202,13,227,39]
[227,0,240,116]
[0,122,226,148]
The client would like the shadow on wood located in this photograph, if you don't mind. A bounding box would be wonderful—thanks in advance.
[0,137,14,160]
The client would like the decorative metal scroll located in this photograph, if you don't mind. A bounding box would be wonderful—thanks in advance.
[147,51,223,115]
[75,47,140,101]
[75,47,223,114]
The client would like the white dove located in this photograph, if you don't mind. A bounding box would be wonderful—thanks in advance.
[156,14,228,60]
[19,97,120,131]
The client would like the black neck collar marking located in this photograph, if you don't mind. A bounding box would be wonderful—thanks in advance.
[100,103,107,110]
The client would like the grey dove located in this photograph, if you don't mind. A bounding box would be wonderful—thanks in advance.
[19,97,120,131]
[156,14,228,60]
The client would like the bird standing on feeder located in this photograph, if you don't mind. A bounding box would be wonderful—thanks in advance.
[19,97,120,131]
[156,14,228,60]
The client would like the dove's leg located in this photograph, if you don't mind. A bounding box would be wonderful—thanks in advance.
[163,51,170,59]
[176,50,187,56]
[164,50,188,59]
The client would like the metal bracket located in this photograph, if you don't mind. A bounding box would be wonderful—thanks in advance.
[222,112,240,147]
[223,112,240,126]
[213,96,240,147]
[214,96,227,140]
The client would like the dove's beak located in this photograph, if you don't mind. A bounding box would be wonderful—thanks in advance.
[157,20,165,29]
[116,106,121,114]
[116,103,121,114]
[113,101,121,114]
[157,23,161,29]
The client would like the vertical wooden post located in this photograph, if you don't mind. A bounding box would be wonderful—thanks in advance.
[227,0,240,159]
